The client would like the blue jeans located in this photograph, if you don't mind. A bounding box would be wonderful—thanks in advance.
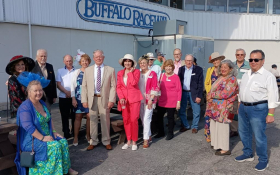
[179,91,201,129]
[238,103,268,162]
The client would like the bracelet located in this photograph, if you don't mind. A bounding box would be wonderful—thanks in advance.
[41,136,44,141]
[52,130,57,133]
[268,113,274,117]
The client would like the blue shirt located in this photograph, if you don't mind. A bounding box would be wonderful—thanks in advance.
[183,65,193,90]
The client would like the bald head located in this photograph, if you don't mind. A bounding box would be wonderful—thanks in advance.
[63,54,73,70]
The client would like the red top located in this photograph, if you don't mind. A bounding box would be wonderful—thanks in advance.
[117,68,143,103]
[158,73,182,108]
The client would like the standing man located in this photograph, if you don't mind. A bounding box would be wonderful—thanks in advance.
[56,55,76,139]
[178,54,204,133]
[146,52,161,81]
[31,49,57,112]
[269,64,280,77]
[231,48,250,137]
[153,51,166,67]
[235,50,279,171]
[173,48,185,74]
[81,50,116,151]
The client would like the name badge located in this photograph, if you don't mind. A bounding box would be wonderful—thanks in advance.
[148,75,153,78]
[166,78,171,81]
[191,73,195,75]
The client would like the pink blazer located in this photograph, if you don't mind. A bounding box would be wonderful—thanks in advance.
[117,68,143,103]
[143,71,159,104]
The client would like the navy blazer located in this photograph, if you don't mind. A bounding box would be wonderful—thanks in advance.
[178,65,204,102]
[31,61,57,104]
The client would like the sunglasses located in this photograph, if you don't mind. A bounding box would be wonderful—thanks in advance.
[249,58,264,62]
[236,54,244,56]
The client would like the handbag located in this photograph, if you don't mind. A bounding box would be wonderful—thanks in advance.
[19,114,35,168]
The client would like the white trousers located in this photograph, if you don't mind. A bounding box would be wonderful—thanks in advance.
[140,103,153,140]
[210,119,230,150]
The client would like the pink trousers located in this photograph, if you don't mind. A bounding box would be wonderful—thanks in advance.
[122,101,141,142]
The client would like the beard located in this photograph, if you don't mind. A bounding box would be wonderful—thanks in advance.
[174,58,180,62]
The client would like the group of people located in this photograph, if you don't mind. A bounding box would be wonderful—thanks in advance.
[6,47,279,174]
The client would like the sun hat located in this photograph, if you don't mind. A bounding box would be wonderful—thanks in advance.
[208,52,225,63]
[146,52,156,60]
[6,55,35,75]
[119,54,137,67]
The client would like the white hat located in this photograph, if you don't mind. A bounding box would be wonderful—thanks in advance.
[146,52,156,59]
[119,54,137,67]
[209,52,225,63]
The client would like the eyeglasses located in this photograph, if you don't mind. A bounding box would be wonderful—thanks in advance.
[236,54,244,56]
[249,58,264,62]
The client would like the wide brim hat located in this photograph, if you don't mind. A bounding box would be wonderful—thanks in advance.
[146,52,156,60]
[6,55,35,75]
[209,52,225,63]
[119,54,137,68]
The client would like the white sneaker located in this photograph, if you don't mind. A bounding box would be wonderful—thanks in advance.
[132,145,138,151]
[122,144,131,150]
[73,142,78,146]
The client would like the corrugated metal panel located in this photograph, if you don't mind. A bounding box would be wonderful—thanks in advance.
[3,0,280,40]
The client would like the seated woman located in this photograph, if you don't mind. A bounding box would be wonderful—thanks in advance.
[205,60,238,156]
[14,72,78,175]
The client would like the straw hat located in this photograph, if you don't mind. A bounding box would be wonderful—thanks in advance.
[119,54,137,67]
[6,55,35,75]
[146,52,156,60]
[208,52,225,63]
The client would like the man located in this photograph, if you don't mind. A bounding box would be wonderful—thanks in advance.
[56,55,76,139]
[81,50,116,151]
[178,54,204,133]
[269,64,280,77]
[235,50,279,171]
[31,49,57,112]
[153,51,166,67]
[146,52,161,81]
[231,48,250,137]
[173,48,185,74]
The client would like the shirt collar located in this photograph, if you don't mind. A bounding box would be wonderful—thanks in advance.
[64,66,75,71]
[185,65,193,70]
[38,62,46,68]
[248,66,264,75]
[95,63,104,68]
[174,60,181,65]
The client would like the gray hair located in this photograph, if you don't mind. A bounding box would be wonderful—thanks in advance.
[173,48,181,53]
[93,49,104,56]
[185,54,194,61]
[217,60,238,77]
[63,54,73,60]
[236,48,246,55]
[37,49,47,56]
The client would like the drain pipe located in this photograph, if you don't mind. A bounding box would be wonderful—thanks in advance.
[2,0,5,21]
[27,0,32,58]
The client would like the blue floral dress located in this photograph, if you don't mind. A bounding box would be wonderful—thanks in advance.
[29,106,71,175]
[74,71,89,113]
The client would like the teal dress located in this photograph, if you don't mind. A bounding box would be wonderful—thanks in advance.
[29,106,71,175]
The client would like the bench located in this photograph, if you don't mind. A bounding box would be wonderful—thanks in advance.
[111,119,126,145]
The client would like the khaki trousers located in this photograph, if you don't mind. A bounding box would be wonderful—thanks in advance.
[210,119,229,150]
[89,97,111,146]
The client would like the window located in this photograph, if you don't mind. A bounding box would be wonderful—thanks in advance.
[206,0,227,12]
[229,0,248,13]
[185,0,205,11]
[149,0,169,6]
[249,0,266,13]
[273,0,280,14]
[170,0,183,9]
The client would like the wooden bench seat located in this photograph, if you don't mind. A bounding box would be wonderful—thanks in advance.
[111,119,126,145]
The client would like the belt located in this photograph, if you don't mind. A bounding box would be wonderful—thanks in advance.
[94,94,101,97]
[241,100,267,106]
[183,90,191,92]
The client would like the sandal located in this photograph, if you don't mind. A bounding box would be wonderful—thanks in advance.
[143,140,149,149]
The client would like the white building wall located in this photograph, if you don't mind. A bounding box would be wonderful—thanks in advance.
[2,0,280,40]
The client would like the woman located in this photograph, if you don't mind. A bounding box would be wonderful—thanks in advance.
[204,52,225,142]
[156,59,182,140]
[117,54,143,151]
[205,60,238,156]
[138,56,159,149]
[6,55,35,118]
[14,72,78,175]
[71,53,91,146]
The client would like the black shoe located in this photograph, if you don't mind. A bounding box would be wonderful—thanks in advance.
[165,134,174,140]
[179,127,190,132]
[230,131,239,138]
[155,133,165,138]
[64,133,72,139]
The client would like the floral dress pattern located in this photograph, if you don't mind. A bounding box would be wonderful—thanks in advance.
[204,71,218,142]
[205,76,238,123]
[29,106,71,175]
[74,71,89,113]
[8,75,26,118]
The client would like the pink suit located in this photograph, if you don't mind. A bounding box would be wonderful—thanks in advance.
[117,68,143,141]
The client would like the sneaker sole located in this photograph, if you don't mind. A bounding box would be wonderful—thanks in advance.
[235,157,255,162]
[255,164,269,171]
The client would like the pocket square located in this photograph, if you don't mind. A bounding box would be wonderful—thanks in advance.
[191,73,195,75]
[49,72,53,74]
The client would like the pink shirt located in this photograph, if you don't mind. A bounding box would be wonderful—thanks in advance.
[174,61,182,75]
[158,73,182,108]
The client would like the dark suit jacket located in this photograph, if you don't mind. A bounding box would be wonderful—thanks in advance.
[178,65,204,102]
[31,61,57,104]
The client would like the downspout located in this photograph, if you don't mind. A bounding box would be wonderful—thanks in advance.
[27,0,32,58]
[2,0,5,21]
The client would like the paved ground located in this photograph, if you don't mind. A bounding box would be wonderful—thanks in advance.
[1,104,280,175]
